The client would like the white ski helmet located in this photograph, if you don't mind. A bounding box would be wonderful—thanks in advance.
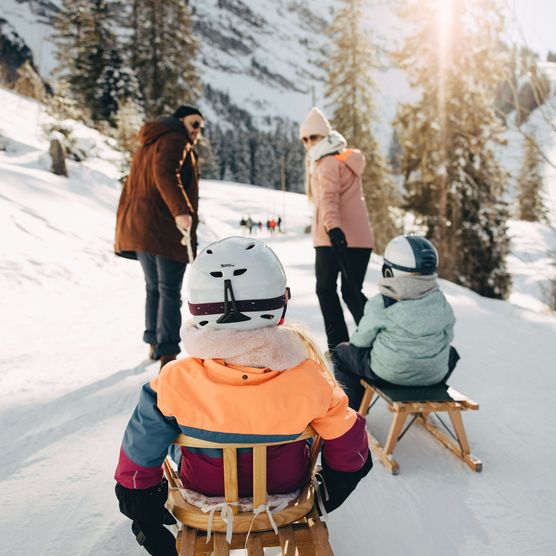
[382,235,438,277]
[186,236,289,330]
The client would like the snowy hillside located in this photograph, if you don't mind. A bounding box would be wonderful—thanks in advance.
[1,87,556,555]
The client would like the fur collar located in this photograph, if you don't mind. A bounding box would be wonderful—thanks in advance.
[180,320,308,371]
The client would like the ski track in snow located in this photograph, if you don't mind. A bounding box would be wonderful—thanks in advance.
[1,87,556,555]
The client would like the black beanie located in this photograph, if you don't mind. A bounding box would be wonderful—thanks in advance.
[173,105,204,120]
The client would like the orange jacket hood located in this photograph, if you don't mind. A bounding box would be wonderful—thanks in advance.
[336,148,366,176]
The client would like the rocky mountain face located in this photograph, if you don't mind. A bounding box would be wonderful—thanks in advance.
[1,0,334,127]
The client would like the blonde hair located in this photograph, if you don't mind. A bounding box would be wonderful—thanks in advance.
[304,154,314,202]
[282,323,336,380]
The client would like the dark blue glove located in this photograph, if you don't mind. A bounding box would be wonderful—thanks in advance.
[116,479,177,556]
[316,450,373,513]
[328,227,348,250]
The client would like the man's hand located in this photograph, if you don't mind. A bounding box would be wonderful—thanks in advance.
[175,214,192,232]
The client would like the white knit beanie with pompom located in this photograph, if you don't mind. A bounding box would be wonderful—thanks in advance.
[299,107,332,139]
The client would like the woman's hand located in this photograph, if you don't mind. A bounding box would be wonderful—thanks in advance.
[328,227,347,249]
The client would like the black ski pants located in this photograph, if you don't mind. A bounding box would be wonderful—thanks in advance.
[137,252,186,359]
[332,342,461,410]
[315,246,371,350]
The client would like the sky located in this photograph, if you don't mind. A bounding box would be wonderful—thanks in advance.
[361,0,556,63]
[502,0,556,59]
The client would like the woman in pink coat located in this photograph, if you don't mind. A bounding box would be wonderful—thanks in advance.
[300,107,375,351]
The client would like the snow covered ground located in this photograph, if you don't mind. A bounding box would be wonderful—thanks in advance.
[1,87,556,555]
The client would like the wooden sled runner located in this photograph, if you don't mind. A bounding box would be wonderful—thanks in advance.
[163,427,334,555]
[357,378,482,475]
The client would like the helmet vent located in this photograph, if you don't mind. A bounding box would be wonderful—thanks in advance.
[246,243,255,250]
[199,320,209,327]
[260,314,275,320]
[206,249,213,254]
[210,271,223,277]
[233,268,247,276]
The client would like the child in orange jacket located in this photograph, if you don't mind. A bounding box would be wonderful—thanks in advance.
[115,236,372,555]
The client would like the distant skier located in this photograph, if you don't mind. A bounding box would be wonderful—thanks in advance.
[300,107,375,352]
[277,215,282,232]
[332,235,460,409]
[114,237,372,555]
[245,215,254,234]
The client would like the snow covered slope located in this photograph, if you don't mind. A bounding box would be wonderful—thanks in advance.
[1,87,556,555]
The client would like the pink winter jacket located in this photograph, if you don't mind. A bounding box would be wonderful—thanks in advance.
[311,149,375,249]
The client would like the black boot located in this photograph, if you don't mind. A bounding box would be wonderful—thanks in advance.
[159,354,177,371]
[148,344,160,361]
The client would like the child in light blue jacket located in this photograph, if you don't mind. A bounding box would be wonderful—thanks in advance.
[332,235,460,409]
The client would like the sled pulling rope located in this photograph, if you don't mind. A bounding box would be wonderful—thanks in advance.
[179,227,194,262]
[358,378,482,475]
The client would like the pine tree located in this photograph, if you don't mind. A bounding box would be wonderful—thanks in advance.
[230,131,251,184]
[130,0,201,118]
[325,0,400,252]
[517,134,547,222]
[52,0,139,125]
[394,0,511,299]
[253,133,277,188]
[113,96,144,180]
[195,135,219,179]
[284,128,305,193]
[14,60,46,101]
[208,125,227,180]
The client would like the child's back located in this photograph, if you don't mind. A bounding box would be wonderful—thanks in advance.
[114,237,372,556]
[352,287,455,386]
[332,235,459,409]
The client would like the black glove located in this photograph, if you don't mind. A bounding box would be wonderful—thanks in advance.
[116,479,177,556]
[328,227,347,250]
[316,450,373,513]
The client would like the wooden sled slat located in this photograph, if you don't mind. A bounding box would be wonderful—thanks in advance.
[358,379,482,474]
[166,426,334,554]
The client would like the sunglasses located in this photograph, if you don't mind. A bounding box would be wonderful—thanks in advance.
[191,121,205,131]
[302,134,321,144]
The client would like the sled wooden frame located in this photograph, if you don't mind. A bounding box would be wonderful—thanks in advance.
[357,379,482,475]
[163,426,334,555]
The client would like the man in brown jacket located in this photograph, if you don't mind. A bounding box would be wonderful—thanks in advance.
[115,105,204,368]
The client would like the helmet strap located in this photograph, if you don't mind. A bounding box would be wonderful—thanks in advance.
[278,287,291,325]
[216,279,251,324]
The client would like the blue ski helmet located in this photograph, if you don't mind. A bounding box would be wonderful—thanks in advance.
[382,235,438,277]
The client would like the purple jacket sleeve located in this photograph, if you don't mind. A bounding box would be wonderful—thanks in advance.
[321,413,369,472]
[114,382,181,489]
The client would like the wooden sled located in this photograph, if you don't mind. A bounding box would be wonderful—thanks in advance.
[358,378,482,475]
[164,427,334,555]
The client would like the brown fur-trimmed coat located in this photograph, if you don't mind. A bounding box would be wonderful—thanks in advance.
[114,117,199,263]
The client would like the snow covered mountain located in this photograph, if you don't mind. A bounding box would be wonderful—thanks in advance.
[3,0,555,140]
[2,85,556,555]
[1,0,337,125]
